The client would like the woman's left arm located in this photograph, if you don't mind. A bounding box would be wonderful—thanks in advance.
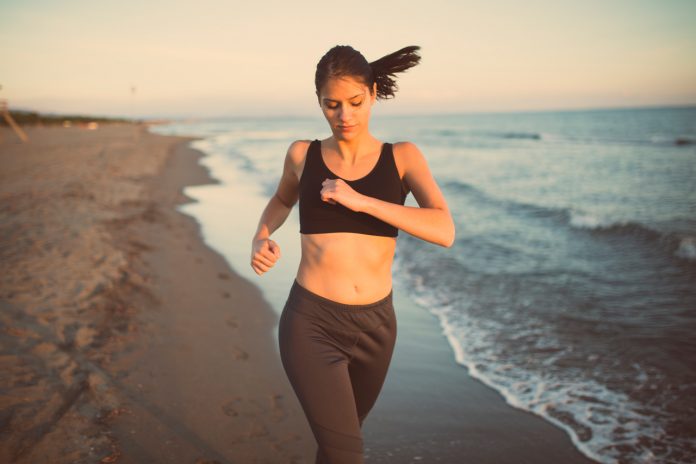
[323,142,455,247]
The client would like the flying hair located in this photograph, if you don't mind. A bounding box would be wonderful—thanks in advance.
[315,45,422,101]
[369,46,421,99]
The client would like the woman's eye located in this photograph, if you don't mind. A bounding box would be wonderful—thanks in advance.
[325,101,361,109]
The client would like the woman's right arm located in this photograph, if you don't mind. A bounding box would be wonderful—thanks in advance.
[250,140,308,275]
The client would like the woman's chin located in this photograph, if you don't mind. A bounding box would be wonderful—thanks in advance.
[333,127,360,140]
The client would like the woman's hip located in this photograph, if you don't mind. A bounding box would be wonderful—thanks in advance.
[280,278,396,335]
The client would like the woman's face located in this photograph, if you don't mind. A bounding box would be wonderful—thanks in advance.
[317,76,377,141]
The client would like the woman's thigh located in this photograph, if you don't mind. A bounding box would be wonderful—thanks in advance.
[278,303,364,455]
[348,311,397,423]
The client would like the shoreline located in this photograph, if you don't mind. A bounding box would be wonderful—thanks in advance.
[1,122,599,463]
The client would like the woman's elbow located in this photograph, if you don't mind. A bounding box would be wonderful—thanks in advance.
[438,219,456,248]
[442,230,455,248]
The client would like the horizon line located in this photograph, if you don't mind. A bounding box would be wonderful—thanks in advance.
[8,102,696,122]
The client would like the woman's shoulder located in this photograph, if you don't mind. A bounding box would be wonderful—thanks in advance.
[392,140,427,169]
[284,139,314,181]
[392,140,421,153]
[287,138,314,153]
[285,139,313,163]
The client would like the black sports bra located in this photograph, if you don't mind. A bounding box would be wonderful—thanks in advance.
[299,139,408,237]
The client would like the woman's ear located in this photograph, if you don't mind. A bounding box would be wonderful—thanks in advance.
[371,82,377,103]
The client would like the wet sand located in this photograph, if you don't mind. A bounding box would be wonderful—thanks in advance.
[0,122,599,464]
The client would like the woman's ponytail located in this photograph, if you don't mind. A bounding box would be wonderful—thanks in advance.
[369,46,421,100]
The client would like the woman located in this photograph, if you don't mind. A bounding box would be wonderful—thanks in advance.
[250,44,455,463]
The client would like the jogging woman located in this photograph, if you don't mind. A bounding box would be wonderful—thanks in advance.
[250,44,455,463]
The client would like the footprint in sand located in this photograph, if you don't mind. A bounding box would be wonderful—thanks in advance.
[221,291,231,299]
[225,318,238,329]
[247,421,269,438]
[272,435,304,451]
[232,346,249,360]
[221,396,265,417]
[217,272,230,280]
[270,393,288,422]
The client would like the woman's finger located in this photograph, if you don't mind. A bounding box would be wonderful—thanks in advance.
[252,263,267,275]
[320,190,337,204]
[258,249,278,263]
[252,261,270,274]
[254,254,274,267]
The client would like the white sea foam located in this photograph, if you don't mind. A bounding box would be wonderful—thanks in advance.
[394,250,684,464]
[675,236,696,261]
[568,209,623,230]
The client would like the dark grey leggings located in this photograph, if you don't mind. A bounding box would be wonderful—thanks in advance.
[278,279,397,464]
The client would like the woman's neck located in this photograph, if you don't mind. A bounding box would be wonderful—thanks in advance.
[330,133,380,164]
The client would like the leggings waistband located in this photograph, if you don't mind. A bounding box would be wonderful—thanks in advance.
[290,279,392,311]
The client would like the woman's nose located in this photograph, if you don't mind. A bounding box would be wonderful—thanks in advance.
[338,105,352,121]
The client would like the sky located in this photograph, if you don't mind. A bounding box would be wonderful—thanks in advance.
[1,0,695,118]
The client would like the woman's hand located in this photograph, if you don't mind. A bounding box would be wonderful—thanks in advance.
[320,178,367,212]
[251,237,281,275]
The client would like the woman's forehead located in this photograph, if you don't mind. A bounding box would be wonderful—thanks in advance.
[319,76,368,99]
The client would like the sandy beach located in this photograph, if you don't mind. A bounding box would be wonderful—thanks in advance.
[0,123,599,463]
[0,124,313,463]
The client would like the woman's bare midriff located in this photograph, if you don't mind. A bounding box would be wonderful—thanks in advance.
[296,232,396,305]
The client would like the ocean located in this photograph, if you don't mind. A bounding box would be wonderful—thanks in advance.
[151,105,696,464]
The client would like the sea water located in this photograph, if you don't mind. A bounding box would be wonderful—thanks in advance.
[151,106,696,464]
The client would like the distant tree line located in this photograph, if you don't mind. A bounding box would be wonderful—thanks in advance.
[0,109,137,126]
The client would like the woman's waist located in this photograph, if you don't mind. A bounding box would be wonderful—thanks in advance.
[297,232,395,304]
[295,263,393,305]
